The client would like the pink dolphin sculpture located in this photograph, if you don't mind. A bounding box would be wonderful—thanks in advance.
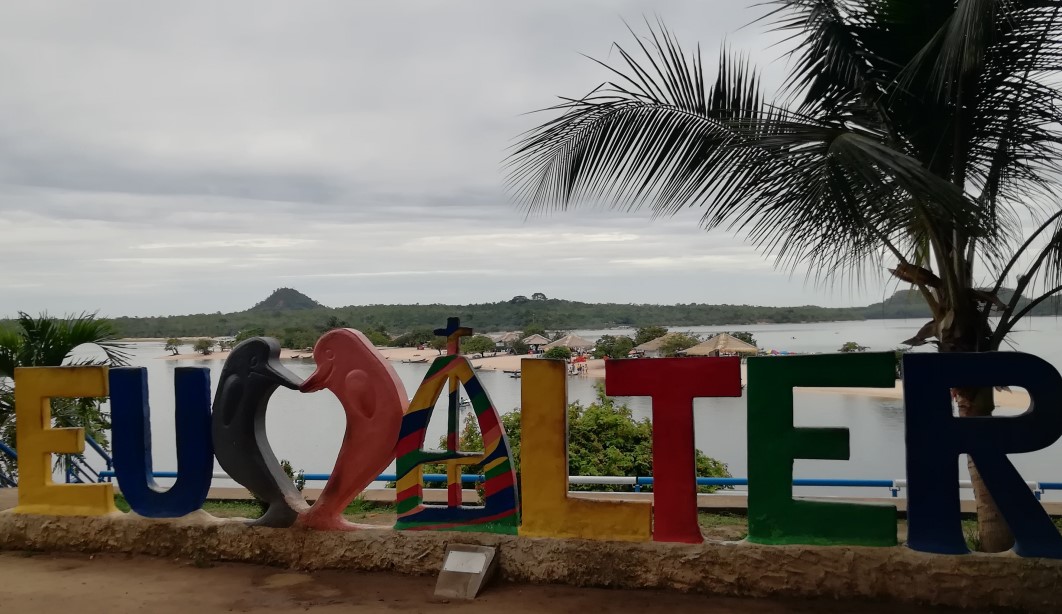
[297,328,407,530]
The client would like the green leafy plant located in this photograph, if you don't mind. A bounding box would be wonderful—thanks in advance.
[543,346,572,360]
[461,335,496,356]
[164,338,183,355]
[0,312,129,480]
[233,327,265,344]
[593,335,635,359]
[279,459,306,492]
[659,333,700,357]
[729,332,756,347]
[634,326,668,346]
[192,338,215,355]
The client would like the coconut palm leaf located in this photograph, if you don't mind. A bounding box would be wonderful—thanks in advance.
[0,312,130,377]
[0,312,127,478]
[508,17,996,281]
[509,1,1060,293]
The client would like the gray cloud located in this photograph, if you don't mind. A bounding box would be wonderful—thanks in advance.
[0,1,888,317]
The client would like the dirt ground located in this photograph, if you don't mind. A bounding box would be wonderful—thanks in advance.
[0,551,994,614]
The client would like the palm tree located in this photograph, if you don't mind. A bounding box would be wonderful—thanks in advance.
[0,312,130,480]
[507,1,1062,552]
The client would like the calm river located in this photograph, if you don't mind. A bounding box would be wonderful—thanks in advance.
[83,316,1062,501]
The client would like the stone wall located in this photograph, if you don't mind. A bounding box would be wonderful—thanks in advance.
[1,512,1059,612]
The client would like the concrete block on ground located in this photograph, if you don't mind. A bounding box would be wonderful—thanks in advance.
[434,544,498,600]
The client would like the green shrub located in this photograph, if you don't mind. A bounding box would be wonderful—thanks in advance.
[544,346,572,360]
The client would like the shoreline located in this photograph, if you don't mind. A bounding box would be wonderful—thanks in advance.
[152,344,1032,409]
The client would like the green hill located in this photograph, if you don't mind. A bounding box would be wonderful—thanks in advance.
[861,289,932,319]
[861,288,1062,320]
[248,288,325,312]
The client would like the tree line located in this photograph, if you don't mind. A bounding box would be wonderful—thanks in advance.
[36,291,1025,345]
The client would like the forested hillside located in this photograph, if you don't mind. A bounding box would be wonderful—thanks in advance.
[862,289,1062,320]
[105,293,867,342]
[10,288,1060,348]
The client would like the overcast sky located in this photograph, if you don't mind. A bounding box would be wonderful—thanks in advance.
[0,1,898,318]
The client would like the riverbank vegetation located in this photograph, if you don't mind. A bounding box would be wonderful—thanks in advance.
[7,287,1059,351]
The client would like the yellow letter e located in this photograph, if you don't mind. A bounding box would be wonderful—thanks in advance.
[11,367,118,516]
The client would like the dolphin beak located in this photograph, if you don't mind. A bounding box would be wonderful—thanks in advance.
[300,364,329,393]
[265,357,303,390]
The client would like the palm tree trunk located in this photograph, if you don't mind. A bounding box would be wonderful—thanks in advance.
[940,290,1014,553]
[953,385,1014,552]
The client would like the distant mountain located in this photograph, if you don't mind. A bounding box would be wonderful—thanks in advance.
[862,287,1062,320]
[247,288,325,312]
[862,289,932,319]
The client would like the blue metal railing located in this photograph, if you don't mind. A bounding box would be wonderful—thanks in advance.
[85,436,113,472]
[95,470,1062,500]
[0,434,115,487]
[64,455,98,484]
[0,440,17,487]
[61,435,113,485]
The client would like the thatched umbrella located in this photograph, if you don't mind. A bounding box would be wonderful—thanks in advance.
[492,331,522,344]
[545,333,595,351]
[681,333,758,357]
[522,334,552,347]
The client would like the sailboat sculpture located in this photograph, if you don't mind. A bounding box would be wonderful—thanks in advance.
[393,317,520,534]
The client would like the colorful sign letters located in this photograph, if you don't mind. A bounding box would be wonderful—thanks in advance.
[5,321,1062,560]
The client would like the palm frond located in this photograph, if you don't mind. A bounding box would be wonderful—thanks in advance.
[0,328,19,379]
[508,19,994,281]
[62,312,131,367]
[0,312,130,373]
[760,0,892,118]
[508,25,761,214]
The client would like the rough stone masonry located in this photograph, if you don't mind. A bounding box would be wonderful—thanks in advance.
[1,512,1060,612]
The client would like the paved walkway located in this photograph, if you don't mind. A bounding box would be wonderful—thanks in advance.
[0,552,981,613]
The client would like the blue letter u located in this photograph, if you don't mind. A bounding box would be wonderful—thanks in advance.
[111,367,213,517]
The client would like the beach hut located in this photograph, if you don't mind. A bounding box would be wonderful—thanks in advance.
[491,331,522,351]
[545,333,595,351]
[633,332,690,358]
[522,334,552,353]
[681,333,758,357]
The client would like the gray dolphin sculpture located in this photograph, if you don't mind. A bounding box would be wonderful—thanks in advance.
[212,337,307,527]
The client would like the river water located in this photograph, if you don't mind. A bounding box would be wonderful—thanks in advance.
[79,316,1062,501]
